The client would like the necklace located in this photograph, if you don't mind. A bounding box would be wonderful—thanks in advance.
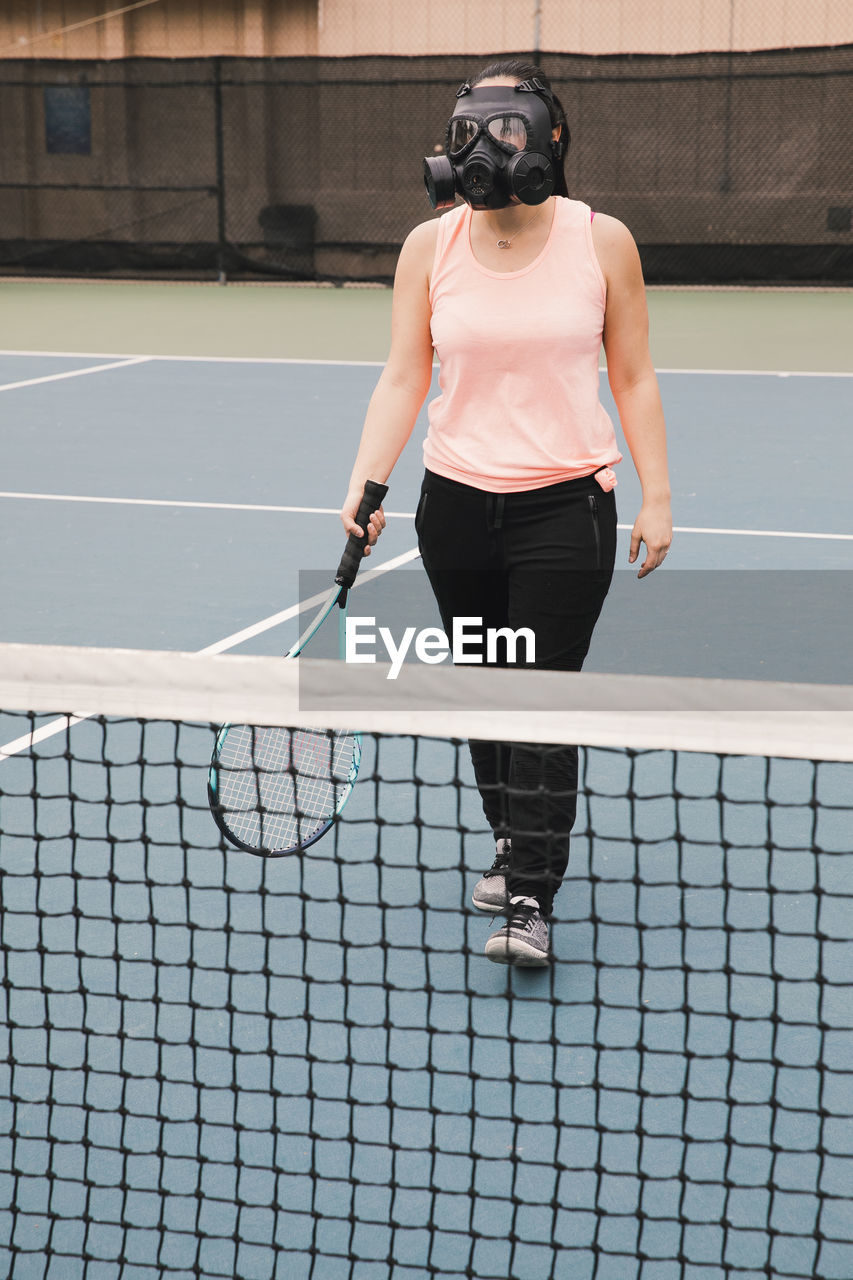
[489,206,545,249]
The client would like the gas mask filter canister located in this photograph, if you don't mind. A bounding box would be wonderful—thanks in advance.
[423,80,560,212]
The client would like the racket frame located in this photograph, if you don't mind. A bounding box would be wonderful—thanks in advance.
[207,479,388,856]
[208,718,362,856]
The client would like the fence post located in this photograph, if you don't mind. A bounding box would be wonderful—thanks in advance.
[213,57,228,285]
[532,0,542,63]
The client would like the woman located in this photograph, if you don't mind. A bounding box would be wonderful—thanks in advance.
[340,59,672,967]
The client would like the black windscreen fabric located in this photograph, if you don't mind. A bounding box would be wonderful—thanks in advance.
[0,46,851,283]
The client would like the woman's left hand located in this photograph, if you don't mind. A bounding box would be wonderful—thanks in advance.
[629,500,672,578]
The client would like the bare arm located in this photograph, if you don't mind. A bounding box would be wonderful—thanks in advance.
[341,219,437,552]
[593,213,672,577]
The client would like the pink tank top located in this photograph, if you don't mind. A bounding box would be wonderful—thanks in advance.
[424,197,622,492]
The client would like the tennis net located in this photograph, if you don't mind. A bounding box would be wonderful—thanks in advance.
[0,642,851,1280]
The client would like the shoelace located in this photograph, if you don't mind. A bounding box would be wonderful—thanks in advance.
[485,842,512,879]
[507,903,539,933]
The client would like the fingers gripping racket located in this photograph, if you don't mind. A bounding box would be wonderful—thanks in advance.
[208,480,388,856]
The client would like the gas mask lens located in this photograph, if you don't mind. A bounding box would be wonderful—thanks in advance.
[487,115,527,152]
[447,117,479,156]
[447,113,529,157]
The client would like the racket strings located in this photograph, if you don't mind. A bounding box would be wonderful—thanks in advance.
[214,725,359,852]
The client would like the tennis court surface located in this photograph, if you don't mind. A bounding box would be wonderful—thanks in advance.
[1,281,852,1279]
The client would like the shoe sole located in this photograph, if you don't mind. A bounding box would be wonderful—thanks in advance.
[472,892,510,913]
[484,938,550,967]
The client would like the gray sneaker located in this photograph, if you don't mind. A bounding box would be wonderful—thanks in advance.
[484,897,550,967]
[472,839,512,913]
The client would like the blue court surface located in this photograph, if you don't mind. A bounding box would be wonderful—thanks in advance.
[1,347,852,1280]
[2,349,852,654]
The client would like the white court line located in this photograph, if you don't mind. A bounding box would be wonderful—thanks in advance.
[0,356,152,393]
[196,546,421,656]
[0,349,852,377]
[0,491,850,542]
[0,545,422,761]
[666,524,853,541]
[0,348,384,369]
[653,367,853,378]
[0,491,415,519]
[0,714,91,762]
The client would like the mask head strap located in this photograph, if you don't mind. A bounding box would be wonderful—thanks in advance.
[514,77,552,102]
[515,79,566,161]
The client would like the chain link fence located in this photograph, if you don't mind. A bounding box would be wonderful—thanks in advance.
[1,46,851,284]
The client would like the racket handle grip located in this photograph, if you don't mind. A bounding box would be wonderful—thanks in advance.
[335,479,389,589]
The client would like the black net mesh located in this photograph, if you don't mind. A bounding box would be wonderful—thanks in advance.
[0,46,851,285]
[0,701,851,1279]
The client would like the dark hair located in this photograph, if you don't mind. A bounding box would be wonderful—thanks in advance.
[469,59,571,198]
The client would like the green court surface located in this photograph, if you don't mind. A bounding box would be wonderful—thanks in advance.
[1,278,852,371]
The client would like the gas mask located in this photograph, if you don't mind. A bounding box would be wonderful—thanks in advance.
[423,79,563,212]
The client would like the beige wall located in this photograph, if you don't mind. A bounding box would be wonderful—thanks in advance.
[2,0,852,60]
[0,0,319,60]
[542,0,853,57]
[324,0,853,56]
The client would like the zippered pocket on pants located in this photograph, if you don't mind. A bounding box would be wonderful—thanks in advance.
[415,491,429,536]
[588,494,602,570]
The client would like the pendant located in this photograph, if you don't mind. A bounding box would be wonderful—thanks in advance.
[496,239,511,249]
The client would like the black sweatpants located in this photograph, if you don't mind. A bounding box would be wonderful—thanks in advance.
[416,468,617,915]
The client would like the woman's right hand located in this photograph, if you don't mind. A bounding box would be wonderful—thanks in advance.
[340,488,386,558]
